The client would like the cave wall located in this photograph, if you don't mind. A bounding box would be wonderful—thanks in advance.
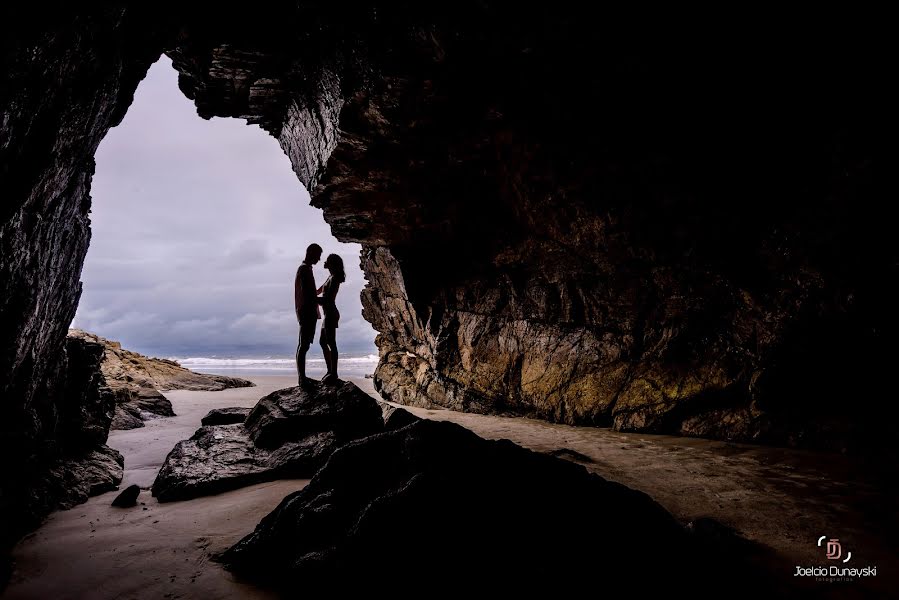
[0,6,162,561]
[305,12,898,451]
[173,8,895,451]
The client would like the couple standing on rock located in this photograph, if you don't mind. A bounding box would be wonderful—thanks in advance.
[295,243,345,386]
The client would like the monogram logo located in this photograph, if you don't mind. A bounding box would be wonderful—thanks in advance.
[818,536,851,563]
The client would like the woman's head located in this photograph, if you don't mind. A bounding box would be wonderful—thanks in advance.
[324,253,346,283]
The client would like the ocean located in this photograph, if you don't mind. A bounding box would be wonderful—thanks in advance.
[171,353,380,378]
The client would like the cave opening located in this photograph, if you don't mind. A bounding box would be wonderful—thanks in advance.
[73,55,377,377]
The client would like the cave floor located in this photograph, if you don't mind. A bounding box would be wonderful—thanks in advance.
[391,400,898,597]
[7,375,896,598]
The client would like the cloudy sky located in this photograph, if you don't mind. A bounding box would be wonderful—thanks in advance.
[72,57,377,358]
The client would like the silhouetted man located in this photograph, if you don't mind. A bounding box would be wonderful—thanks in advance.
[295,243,323,386]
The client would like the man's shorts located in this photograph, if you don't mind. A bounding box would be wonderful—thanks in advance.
[299,316,318,347]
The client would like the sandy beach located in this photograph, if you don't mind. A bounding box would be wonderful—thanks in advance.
[7,375,896,598]
[6,376,305,600]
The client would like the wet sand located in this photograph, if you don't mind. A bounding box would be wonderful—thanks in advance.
[7,376,304,600]
[7,375,896,598]
[386,402,898,597]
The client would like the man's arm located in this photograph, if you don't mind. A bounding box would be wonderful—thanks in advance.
[294,266,303,321]
[301,266,317,307]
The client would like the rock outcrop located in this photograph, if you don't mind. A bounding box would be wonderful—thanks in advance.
[68,330,253,430]
[152,382,383,502]
[0,335,123,571]
[221,419,774,595]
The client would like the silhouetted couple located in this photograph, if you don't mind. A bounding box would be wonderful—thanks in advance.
[295,243,345,387]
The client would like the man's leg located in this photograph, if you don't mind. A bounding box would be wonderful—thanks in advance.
[297,319,313,386]
[296,339,308,384]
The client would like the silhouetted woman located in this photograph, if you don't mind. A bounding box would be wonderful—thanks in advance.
[317,253,345,383]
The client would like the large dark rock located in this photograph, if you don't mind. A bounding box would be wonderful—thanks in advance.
[41,445,124,509]
[152,382,384,502]
[0,334,122,564]
[201,407,251,426]
[151,424,337,502]
[57,336,117,450]
[221,419,774,595]
[131,387,175,418]
[245,381,383,449]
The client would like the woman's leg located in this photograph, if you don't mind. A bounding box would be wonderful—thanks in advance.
[326,326,338,379]
[319,327,333,377]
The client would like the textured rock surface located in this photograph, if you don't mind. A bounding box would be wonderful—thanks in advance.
[245,381,383,449]
[38,445,123,511]
[378,400,420,431]
[111,405,145,431]
[164,7,897,451]
[221,419,774,594]
[201,407,251,426]
[0,334,123,562]
[313,27,896,452]
[1,9,166,559]
[152,424,336,503]
[68,330,253,430]
[153,382,383,502]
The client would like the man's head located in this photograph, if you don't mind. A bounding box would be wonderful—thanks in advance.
[304,243,323,264]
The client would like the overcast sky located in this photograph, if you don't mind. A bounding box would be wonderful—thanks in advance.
[72,57,377,358]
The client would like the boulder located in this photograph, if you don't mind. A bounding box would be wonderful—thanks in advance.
[131,387,175,417]
[221,419,765,595]
[111,405,144,430]
[201,407,251,426]
[245,381,383,449]
[151,425,337,502]
[111,484,141,507]
[152,382,384,502]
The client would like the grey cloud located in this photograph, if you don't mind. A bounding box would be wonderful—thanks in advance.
[223,239,270,269]
[72,56,377,358]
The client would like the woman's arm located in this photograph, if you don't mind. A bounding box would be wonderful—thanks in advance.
[324,281,340,303]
